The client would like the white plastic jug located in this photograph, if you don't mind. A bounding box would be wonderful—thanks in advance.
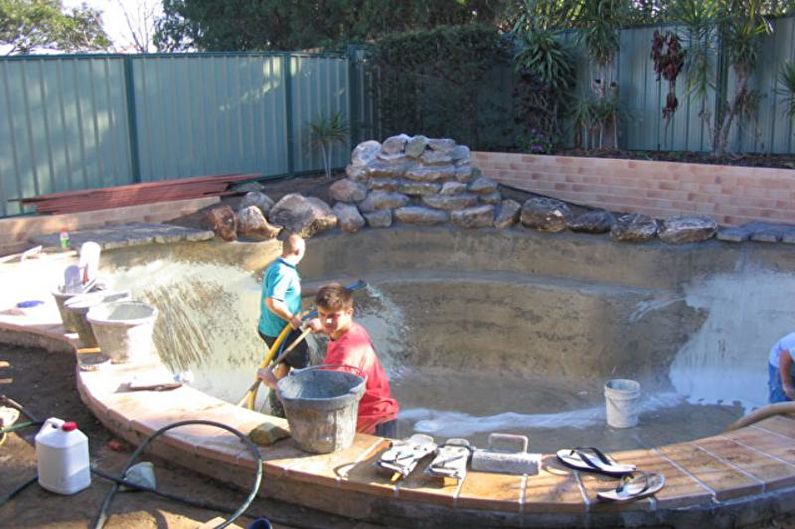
[35,417,91,495]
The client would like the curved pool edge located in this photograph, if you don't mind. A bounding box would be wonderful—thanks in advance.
[3,321,795,528]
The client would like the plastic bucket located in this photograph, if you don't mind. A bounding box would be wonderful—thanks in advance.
[87,301,158,363]
[277,365,365,454]
[604,379,641,428]
[65,290,131,348]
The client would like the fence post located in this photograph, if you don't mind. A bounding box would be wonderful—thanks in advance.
[347,45,361,151]
[123,56,142,183]
[283,54,295,177]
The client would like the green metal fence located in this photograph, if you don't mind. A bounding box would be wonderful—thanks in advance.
[0,51,371,217]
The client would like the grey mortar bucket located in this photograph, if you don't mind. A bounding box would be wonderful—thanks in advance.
[86,300,158,363]
[65,290,132,348]
[52,284,102,333]
[604,379,641,428]
[277,365,366,454]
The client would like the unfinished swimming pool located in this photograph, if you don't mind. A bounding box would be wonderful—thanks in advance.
[100,226,793,452]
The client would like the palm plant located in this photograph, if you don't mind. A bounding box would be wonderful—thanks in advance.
[307,111,349,180]
[778,61,795,118]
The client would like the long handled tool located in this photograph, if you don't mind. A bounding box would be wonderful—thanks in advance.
[240,279,367,410]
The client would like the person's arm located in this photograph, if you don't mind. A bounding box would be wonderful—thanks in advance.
[266,297,302,330]
[779,350,795,400]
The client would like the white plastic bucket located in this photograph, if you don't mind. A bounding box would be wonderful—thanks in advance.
[604,379,641,428]
[35,417,91,495]
[87,300,158,363]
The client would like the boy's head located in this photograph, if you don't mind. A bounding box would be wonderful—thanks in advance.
[315,283,354,338]
[282,233,306,262]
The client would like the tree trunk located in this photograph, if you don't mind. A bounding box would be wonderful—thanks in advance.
[714,68,749,157]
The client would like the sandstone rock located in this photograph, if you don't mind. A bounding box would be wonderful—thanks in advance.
[468,177,498,194]
[351,140,381,166]
[345,164,367,181]
[394,206,449,225]
[333,202,366,234]
[422,193,478,211]
[568,210,615,234]
[237,205,281,239]
[363,160,410,179]
[239,191,274,216]
[357,191,410,212]
[205,205,237,241]
[420,150,453,165]
[479,192,502,205]
[520,197,572,232]
[659,216,717,244]
[451,205,495,229]
[329,178,368,203]
[405,135,429,158]
[450,145,471,163]
[230,181,265,193]
[404,166,456,182]
[377,152,410,164]
[382,134,410,155]
[368,179,400,192]
[428,138,456,153]
[268,193,337,238]
[494,200,521,229]
[440,181,467,195]
[611,213,658,242]
[363,209,392,228]
[398,181,441,196]
[454,165,474,183]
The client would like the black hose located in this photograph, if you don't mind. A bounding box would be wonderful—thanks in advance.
[0,394,41,422]
[0,475,37,508]
[92,420,263,529]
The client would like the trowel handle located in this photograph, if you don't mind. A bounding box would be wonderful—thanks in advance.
[487,433,529,453]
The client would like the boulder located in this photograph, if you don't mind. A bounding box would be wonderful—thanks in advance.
[205,205,237,241]
[345,164,367,181]
[520,197,572,232]
[428,138,456,153]
[237,205,281,239]
[268,193,337,238]
[363,160,413,179]
[239,191,274,216]
[398,181,442,196]
[450,145,471,163]
[351,140,381,166]
[357,191,410,212]
[468,177,498,194]
[230,181,265,194]
[479,192,502,205]
[658,216,717,244]
[404,166,456,182]
[405,135,429,158]
[454,165,475,183]
[368,179,400,192]
[382,134,410,155]
[394,206,449,225]
[494,200,521,229]
[377,152,410,164]
[363,209,392,228]
[422,193,478,211]
[451,205,495,229]
[568,210,615,234]
[333,203,366,234]
[329,178,368,203]
[611,213,658,242]
[440,181,467,195]
[420,150,453,165]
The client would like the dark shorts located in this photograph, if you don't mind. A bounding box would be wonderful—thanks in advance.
[769,363,795,403]
[375,419,398,439]
[258,328,310,369]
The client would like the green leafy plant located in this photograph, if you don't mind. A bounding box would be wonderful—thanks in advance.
[307,111,348,180]
[778,61,795,118]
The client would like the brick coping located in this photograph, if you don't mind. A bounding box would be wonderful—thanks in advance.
[3,315,795,526]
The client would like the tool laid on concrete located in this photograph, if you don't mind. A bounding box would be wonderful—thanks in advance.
[425,438,472,482]
[376,433,437,480]
[471,433,541,475]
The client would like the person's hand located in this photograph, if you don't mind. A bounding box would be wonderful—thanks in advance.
[288,315,302,330]
[256,368,278,390]
[306,317,323,333]
[785,385,795,401]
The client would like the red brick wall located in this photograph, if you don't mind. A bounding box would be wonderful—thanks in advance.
[472,152,795,226]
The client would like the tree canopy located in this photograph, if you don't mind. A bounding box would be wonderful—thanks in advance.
[0,0,110,55]
[154,0,508,51]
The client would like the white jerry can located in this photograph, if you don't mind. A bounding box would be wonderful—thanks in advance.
[34,417,91,495]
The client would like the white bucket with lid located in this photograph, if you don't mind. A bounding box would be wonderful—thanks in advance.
[35,417,91,495]
[604,379,641,428]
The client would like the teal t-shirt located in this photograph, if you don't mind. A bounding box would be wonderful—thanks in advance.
[258,258,302,337]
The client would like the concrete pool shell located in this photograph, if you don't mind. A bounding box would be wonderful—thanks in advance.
[4,226,795,528]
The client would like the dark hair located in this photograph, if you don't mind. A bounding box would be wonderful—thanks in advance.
[315,282,353,311]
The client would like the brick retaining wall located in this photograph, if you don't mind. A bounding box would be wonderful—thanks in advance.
[472,152,795,226]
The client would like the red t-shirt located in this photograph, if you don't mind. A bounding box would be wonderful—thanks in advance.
[324,322,399,434]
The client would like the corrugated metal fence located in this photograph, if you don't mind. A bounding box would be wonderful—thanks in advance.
[0,50,374,217]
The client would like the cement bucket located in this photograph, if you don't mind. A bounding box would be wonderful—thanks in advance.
[65,290,132,348]
[604,379,641,428]
[277,365,365,454]
[87,301,158,363]
[52,284,101,333]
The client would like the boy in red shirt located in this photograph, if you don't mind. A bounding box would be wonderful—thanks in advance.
[259,282,399,437]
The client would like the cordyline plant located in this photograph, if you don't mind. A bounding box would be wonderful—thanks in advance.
[651,30,686,130]
[779,61,795,118]
[307,111,348,180]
